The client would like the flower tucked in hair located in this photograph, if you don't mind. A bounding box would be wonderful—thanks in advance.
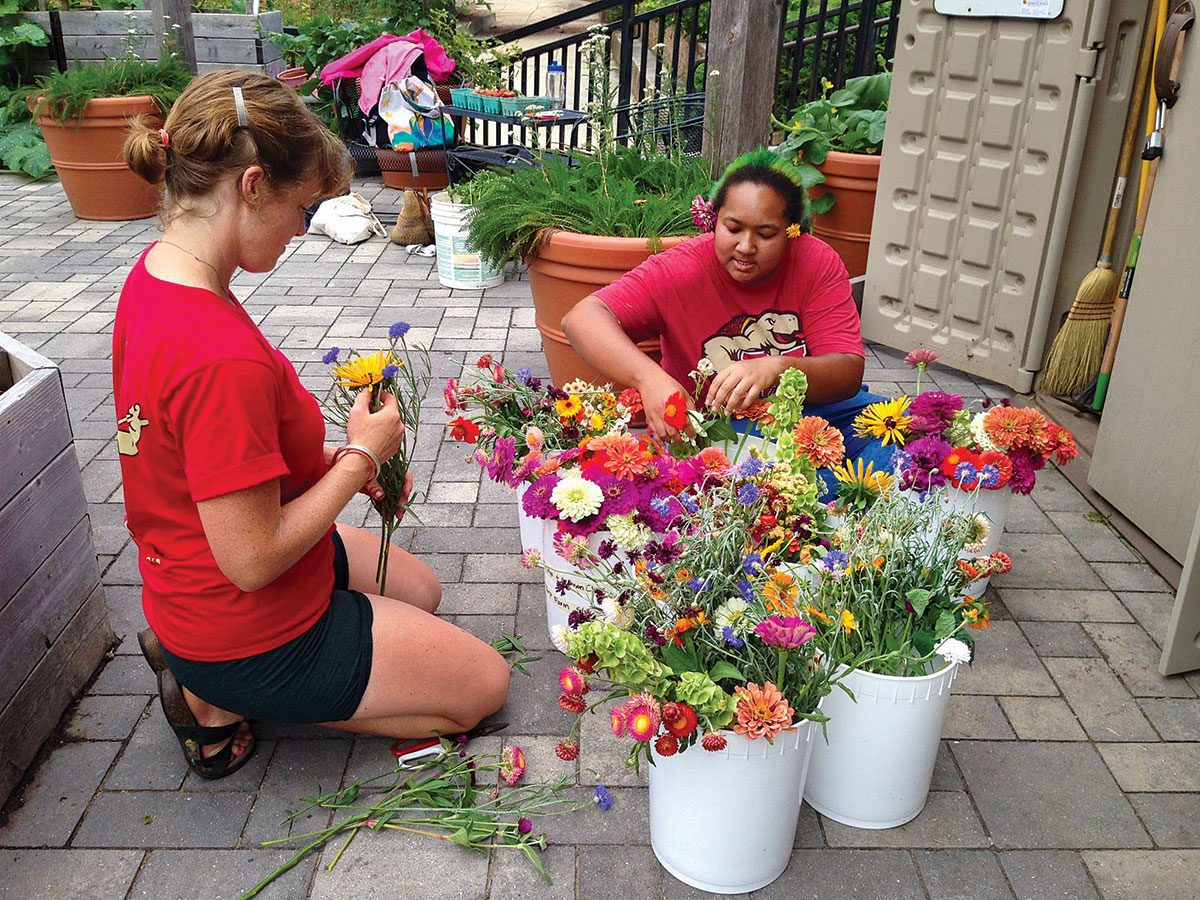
[785,223,802,239]
[690,194,716,232]
[733,682,795,741]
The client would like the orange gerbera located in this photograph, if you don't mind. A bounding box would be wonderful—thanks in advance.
[792,416,846,469]
[733,682,796,741]
[589,432,637,455]
[763,570,799,616]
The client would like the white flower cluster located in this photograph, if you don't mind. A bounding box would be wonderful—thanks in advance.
[608,513,651,551]
[935,637,972,666]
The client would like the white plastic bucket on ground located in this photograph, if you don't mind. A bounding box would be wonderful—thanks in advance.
[803,660,958,828]
[649,723,818,893]
[515,482,544,556]
[541,521,611,640]
[941,486,1011,595]
[430,192,504,290]
[715,432,772,464]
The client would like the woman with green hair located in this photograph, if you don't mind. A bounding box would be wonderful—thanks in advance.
[562,148,894,487]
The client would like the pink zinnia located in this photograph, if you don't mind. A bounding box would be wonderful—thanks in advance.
[733,682,796,741]
[691,194,715,232]
[904,348,939,369]
[696,446,733,477]
[753,615,817,649]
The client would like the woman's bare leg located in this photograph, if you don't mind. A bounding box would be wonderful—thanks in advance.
[321,593,510,739]
[335,522,441,613]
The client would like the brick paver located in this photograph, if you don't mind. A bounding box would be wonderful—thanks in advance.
[0,173,1196,898]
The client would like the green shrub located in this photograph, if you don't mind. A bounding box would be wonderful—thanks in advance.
[19,55,191,123]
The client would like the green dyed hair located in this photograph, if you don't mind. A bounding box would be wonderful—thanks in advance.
[709,147,810,230]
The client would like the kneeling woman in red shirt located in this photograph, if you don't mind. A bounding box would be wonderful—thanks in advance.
[116,71,509,779]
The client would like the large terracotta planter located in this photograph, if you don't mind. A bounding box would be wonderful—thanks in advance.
[34,95,162,221]
[810,150,881,278]
[526,230,687,387]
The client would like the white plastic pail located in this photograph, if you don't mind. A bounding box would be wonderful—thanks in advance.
[515,482,544,556]
[541,521,610,640]
[803,661,958,828]
[430,192,504,289]
[649,723,818,893]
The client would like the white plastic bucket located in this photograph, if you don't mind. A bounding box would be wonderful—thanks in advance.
[515,482,544,556]
[649,723,819,893]
[941,486,1011,595]
[804,660,958,829]
[715,432,772,464]
[430,192,504,290]
[541,521,610,639]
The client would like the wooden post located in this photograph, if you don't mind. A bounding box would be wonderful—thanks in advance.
[151,0,197,74]
[701,0,785,170]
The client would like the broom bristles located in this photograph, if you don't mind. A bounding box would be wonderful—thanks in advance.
[1037,265,1119,396]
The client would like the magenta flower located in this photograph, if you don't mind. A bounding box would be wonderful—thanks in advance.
[691,194,716,232]
[522,473,562,519]
[500,745,526,787]
[908,391,964,436]
[517,817,533,835]
[754,616,817,649]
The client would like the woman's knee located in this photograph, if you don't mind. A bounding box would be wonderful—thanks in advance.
[468,648,511,724]
[411,561,442,613]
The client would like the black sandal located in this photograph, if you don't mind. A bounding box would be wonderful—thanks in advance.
[151,645,257,780]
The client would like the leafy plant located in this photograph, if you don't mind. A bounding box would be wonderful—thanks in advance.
[0,93,49,176]
[18,56,192,123]
[773,71,891,214]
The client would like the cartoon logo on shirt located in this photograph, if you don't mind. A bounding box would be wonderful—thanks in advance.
[116,403,149,456]
[702,310,806,371]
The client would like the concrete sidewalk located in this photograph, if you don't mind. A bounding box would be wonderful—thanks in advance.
[0,173,1196,899]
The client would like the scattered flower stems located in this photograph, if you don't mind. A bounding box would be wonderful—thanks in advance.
[242,746,585,898]
[491,633,540,676]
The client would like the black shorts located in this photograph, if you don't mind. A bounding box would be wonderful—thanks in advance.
[160,530,374,723]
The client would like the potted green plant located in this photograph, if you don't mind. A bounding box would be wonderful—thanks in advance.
[774,71,891,277]
[18,56,190,220]
[466,30,709,388]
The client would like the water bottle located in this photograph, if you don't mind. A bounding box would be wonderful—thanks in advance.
[547,59,566,110]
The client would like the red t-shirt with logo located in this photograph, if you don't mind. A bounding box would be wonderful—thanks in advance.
[595,232,865,392]
[112,246,334,662]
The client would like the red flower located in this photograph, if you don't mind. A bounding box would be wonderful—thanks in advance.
[979,450,1013,488]
[701,733,727,752]
[554,739,579,761]
[577,654,598,674]
[447,417,481,444]
[618,387,644,416]
[559,693,587,714]
[989,550,1013,575]
[663,391,689,429]
[939,447,979,480]
[475,353,493,368]
[661,702,698,739]
[654,733,679,757]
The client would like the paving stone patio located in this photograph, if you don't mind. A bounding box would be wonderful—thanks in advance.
[1,173,1197,899]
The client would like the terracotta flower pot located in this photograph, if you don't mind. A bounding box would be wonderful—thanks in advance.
[276,67,309,89]
[809,150,881,279]
[526,230,688,388]
[33,95,162,222]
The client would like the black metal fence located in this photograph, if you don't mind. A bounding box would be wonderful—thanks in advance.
[457,0,898,150]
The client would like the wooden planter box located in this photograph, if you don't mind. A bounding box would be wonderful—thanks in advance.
[0,332,113,804]
[20,10,285,77]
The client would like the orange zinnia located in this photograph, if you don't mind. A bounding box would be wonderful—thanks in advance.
[792,416,846,469]
[733,682,795,741]
[763,571,798,616]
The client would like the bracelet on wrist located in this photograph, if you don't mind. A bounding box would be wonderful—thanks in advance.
[332,444,381,482]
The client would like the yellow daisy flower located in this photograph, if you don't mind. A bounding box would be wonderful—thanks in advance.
[786,223,802,239]
[555,394,583,419]
[832,458,896,494]
[851,396,912,446]
[332,351,395,389]
[841,609,857,634]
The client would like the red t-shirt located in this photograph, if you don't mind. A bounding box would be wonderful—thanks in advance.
[112,246,334,662]
[595,232,865,391]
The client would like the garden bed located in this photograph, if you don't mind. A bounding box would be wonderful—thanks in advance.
[0,331,112,805]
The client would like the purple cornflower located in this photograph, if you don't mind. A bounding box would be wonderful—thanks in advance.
[381,363,399,379]
[567,609,595,628]
[735,456,766,478]
[678,494,699,514]
[737,482,760,505]
[593,785,613,811]
[742,552,763,575]
[737,579,754,602]
[597,539,617,560]
[688,577,712,593]
[722,626,745,649]
[515,367,533,385]
[954,460,980,487]
[389,321,411,339]
[650,495,672,516]
[978,462,1002,489]
[321,346,340,365]
[819,549,849,577]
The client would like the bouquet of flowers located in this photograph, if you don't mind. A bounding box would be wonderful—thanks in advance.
[537,437,894,768]
[444,356,640,489]
[321,322,431,592]
[798,486,1010,675]
[851,349,1079,496]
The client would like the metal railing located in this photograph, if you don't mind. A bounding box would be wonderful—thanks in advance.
[456,0,896,151]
